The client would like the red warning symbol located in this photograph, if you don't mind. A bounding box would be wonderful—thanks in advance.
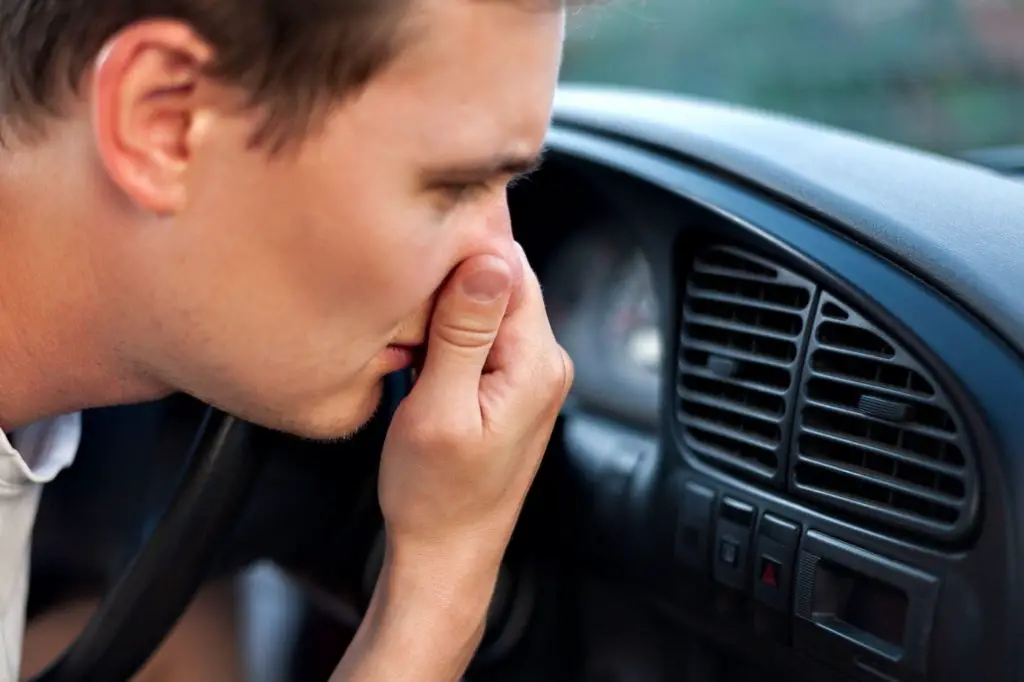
[760,559,779,588]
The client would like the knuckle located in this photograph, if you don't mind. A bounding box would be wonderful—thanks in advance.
[435,320,498,350]
[559,348,575,397]
[406,415,477,452]
[540,344,573,404]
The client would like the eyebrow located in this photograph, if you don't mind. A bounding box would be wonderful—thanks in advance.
[422,149,547,185]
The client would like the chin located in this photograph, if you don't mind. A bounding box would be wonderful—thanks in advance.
[278,379,386,443]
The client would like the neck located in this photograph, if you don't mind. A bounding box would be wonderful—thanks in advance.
[0,147,166,431]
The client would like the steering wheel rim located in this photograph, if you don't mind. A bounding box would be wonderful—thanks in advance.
[29,407,263,682]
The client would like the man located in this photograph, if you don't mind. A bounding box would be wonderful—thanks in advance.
[0,0,575,679]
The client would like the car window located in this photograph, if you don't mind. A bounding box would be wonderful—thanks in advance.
[563,0,1024,154]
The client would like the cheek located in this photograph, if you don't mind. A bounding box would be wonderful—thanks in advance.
[296,212,454,340]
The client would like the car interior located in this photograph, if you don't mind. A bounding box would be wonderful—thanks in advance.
[25,85,1024,682]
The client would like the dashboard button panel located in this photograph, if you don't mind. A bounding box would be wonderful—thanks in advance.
[659,459,948,680]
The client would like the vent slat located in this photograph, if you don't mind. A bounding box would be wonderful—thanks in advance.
[678,412,780,452]
[686,321,800,360]
[677,246,815,484]
[793,483,958,528]
[688,289,807,317]
[694,246,780,278]
[681,349,793,391]
[679,364,789,397]
[795,458,963,509]
[810,348,935,395]
[803,399,958,443]
[679,387,784,424]
[684,311,804,342]
[812,344,900,363]
[808,369,937,402]
[816,321,896,358]
[691,263,782,284]
[688,270,813,310]
[800,426,966,479]
[682,340,795,369]
[683,434,777,479]
[792,292,976,540]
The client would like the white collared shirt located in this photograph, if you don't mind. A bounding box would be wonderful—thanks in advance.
[0,413,80,681]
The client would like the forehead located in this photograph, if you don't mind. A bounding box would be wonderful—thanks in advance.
[329,0,566,162]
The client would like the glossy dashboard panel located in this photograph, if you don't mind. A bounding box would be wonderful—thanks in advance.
[512,131,1024,682]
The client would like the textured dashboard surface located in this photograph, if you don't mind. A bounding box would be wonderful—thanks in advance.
[552,86,1024,355]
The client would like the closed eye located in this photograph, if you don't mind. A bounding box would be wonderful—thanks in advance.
[437,170,535,206]
[424,150,546,197]
[439,181,488,202]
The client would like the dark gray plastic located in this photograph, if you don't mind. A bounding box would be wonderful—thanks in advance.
[676,245,816,488]
[790,292,979,541]
[553,86,1024,357]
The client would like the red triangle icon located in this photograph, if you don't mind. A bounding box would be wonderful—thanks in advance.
[761,560,778,588]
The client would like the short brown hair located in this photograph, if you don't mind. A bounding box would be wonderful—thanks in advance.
[0,0,578,148]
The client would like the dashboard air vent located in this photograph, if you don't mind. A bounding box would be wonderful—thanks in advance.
[791,292,977,539]
[677,246,816,485]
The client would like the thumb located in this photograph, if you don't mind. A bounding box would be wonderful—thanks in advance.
[416,254,514,398]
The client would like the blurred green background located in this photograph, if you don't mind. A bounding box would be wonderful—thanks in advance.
[561,0,1024,154]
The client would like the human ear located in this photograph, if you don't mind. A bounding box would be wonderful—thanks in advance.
[90,20,213,216]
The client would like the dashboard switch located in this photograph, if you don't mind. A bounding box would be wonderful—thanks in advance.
[759,557,781,588]
[676,481,715,575]
[712,497,755,591]
[752,513,800,613]
[719,538,740,567]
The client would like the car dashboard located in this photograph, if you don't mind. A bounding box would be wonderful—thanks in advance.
[28,87,1024,682]
[504,88,1024,682]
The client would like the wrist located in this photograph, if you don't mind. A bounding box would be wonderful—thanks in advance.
[333,540,496,680]
[330,539,498,681]
[378,535,500,629]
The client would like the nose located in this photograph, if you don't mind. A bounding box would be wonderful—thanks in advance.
[477,192,517,259]
[484,191,514,239]
[455,192,520,285]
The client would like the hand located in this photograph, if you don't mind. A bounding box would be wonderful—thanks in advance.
[379,242,573,568]
[330,245,572,682]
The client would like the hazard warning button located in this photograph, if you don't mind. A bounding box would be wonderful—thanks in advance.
[759,557,781,589]
[752,514,799,613]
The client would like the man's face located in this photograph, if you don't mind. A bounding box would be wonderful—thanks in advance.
[106,1,565,438]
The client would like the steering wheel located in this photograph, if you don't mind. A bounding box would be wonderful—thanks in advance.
[27,408,260,681]
[27,372,411,682]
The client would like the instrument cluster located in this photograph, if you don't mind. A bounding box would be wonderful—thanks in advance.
[543,227,663,426]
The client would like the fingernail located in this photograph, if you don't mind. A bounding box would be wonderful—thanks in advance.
[463,260,511,302]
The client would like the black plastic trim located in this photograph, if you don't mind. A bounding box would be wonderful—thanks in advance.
[793,530,940,681]
[676,245,817,489]
[675,242,980,542]
[543,126,1024,679]
[546,126,1000,548]
[671,233,982,545]
[790,292,978,541]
